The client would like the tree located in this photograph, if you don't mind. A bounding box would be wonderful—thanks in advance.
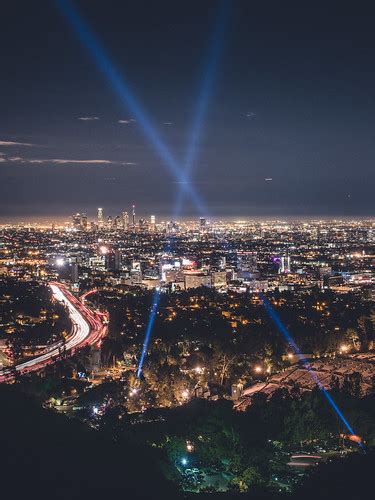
[231,466,263,492]
[345,327,360,350]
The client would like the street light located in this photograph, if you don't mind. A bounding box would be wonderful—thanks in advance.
[186,440,194,453]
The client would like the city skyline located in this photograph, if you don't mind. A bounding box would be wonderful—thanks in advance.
[1,3,374,498]
[1,1,375,219]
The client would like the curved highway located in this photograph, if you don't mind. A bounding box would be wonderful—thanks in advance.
[0,282,107,382]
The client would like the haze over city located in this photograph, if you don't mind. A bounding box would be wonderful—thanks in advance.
[1,1,375,220]
[1,2,374,500]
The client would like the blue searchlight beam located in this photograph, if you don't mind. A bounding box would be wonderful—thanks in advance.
[137,1,230,377]
[56,0,206,215]
[173,0,230,218]
[261,294,365,449]
[136,291,160,378]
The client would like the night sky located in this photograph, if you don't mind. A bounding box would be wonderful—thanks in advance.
[1,1,375,221]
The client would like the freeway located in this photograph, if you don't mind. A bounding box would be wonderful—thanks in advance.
[0,282,107,382]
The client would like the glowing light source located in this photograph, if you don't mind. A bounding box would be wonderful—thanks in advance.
[56,0,206,214]
[136,291,160,377]
[261,294,364,450]
[339,344,349,353]
[186,440,194,453]
[172,0,230,218]
[55,257,65,267]
[133,2,229,377]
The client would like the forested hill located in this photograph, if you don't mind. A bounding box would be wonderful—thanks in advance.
[0,384,175,500]
[1,384,373,500]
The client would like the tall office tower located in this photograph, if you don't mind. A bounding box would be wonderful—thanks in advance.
[107,215,113,230]
[199,217,207,232]
[132,204,136,227]
[81,213,88,231]
[280,253,291,274]
[97,208,104,229]
[115,215,121,229]
[150,214,156,232]
[122,211,129,230]
[72,213,82,230]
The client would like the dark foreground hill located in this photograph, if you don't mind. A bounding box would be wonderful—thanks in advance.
[1,384,373,500]
[0,384,176,500]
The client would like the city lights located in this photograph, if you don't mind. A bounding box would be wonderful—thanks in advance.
[186,441,194,453]
[2,0,375,497]
[339,344,349,353]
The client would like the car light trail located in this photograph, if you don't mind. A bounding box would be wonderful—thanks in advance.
[0,283,106,382]
[261,294,365,451]
[56,0,206,215]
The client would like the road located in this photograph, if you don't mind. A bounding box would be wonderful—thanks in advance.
[0,282,107,382]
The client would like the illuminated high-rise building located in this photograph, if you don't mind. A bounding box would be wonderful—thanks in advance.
[115,215,121,229]
[132,205,136,227]
[122,211,129,230]
[72,213,82,230]
[107,215,113,230]
[150,215,156,232]
[97,208,104,229]
[81,213,88,231]
[280,254,291,274]
[199,217,206,233]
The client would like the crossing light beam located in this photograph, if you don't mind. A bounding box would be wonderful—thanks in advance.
[173,0,230,218]
[136,1,230,377]
[56,0,206,215]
